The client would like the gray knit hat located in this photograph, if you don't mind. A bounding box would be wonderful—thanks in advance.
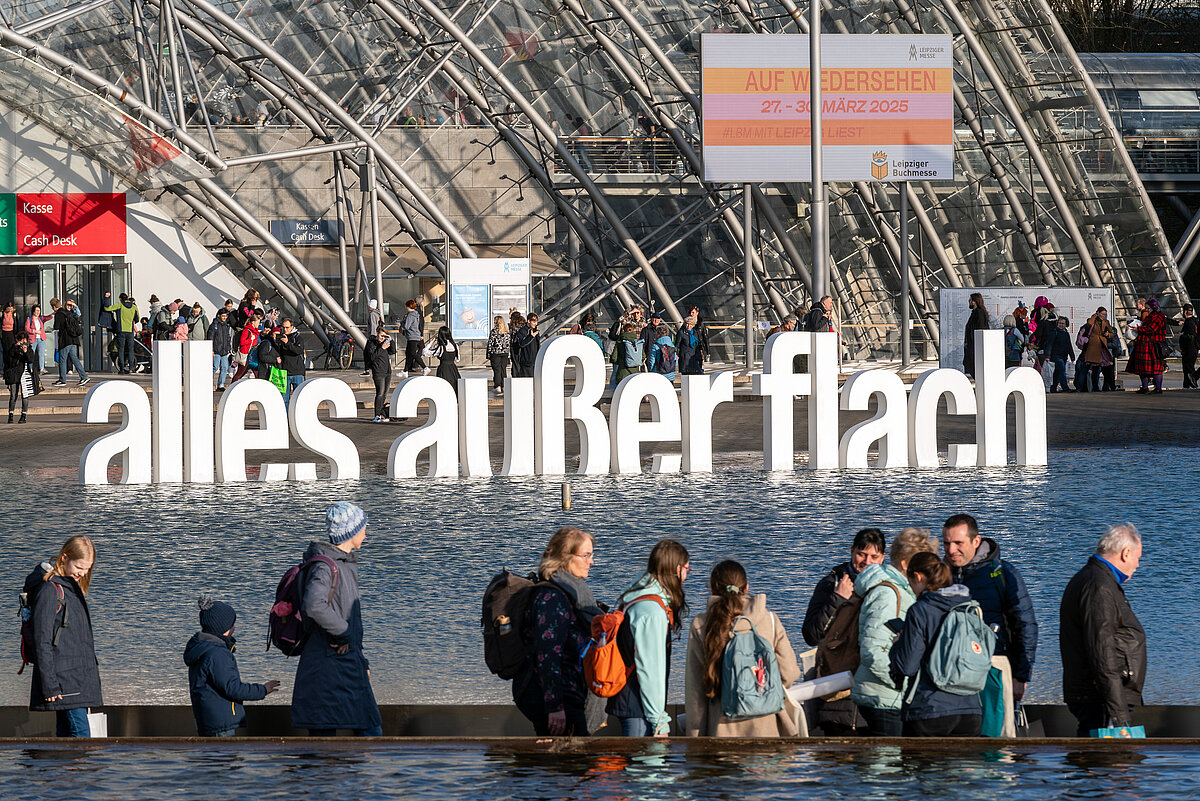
[326,501,367,545]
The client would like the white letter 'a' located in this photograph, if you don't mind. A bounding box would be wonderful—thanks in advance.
[387,376,459,478]
[79,382,152,484]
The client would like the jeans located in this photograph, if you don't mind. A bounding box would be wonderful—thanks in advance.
[213,353,231,388]
[372,371,390,418]
[59,345,88,383]
[115,331,136,372]
[30,339,44,371]
[285,374,305,405]
[56,708,90,738]
[8,383,28,415]
[1050,357,1069,392]
[859,706,903,737]
[307,726,383,737]
[619,717,650,737]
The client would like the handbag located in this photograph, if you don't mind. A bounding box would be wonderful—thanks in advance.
[1153,341,1168,361]
[268,366,288,393]
[19,366,34,399]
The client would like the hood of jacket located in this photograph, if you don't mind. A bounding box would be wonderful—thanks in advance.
[655,335,673,346]
[183,631,234,667]
[620,575,669,607]
[960,536,999,574]
[854,562,914,599]
[922,583,971,611]
[303,540,356,565]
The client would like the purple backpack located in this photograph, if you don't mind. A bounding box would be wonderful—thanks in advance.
[268,555,337,656]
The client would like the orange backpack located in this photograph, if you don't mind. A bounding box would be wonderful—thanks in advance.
[582,594,674,697]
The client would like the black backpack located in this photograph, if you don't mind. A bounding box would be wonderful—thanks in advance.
[481,570,564,680]
[61,313,83,339]
[18,564,65,675]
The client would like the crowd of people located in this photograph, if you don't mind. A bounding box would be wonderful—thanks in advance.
[22,508,1146,739]
[968,293,1199,393]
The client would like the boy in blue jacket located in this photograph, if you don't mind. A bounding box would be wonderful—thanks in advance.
[184,596,279,736]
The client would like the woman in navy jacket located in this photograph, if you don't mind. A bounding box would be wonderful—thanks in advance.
[889,552,982,737]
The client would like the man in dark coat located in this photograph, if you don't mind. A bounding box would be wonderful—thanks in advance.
[275,317,307,404]
[944,513,1038,737]
[801,528,886,734]
[184,597,279,736]
[51,298,89,387]
[291,502,382,736]
[1060,524,1146,736]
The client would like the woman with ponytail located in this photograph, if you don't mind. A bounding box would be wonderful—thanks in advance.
[608,539,690,736]
[888,551,982,736]
[684,561,801,737]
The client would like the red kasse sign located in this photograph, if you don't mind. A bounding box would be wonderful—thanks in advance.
[16,193,126,255]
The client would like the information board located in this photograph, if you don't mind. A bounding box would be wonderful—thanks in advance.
[448,258,531,341]
[701,34,954,183]
[939,286,1115,371]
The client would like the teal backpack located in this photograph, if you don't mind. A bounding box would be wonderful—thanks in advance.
[720,616,785,721]
[622,338,645,369]
[927,600,996,695]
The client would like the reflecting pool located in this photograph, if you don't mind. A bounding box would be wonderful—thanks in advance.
[0,445,1195,708]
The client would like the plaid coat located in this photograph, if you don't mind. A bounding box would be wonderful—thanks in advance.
[1124,312,1167,376]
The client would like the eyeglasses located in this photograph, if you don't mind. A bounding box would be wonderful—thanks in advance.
[573,551,594,562]
[682,564,691,577]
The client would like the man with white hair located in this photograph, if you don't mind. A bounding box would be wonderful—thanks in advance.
[1059,523,1147,736]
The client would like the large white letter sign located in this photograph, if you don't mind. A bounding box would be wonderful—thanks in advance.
[289,378,360,480]
[808,332,840,469]
[839,370,909,468]
[183,341,214,483]
[681,372,734,473]
[907,369,977,468]
[753,332,811,471]
[501,377,535,476]
[534,336,609,475]
[152,340,184,483]
[610,373,683,474]
[458,377,492,478]
[215,379,290,482]
[974,329,1048,467]
[387,377,459,478]
[79,381,152,484]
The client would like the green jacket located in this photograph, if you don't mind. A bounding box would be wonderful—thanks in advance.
[850,562,916,710]
[104,300,139,333]
[610,332,645,382]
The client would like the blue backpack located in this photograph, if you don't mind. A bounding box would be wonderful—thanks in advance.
[720,616,785,720]
[655,342,678,374]
[622,338,644,369]
[927,600,996,695]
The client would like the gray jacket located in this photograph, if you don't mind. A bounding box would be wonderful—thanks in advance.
[403,308,422,341]
[301,541,360,642]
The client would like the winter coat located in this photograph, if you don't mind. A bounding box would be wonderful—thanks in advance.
[276,332,307,376]
[103,300,139,333]
[362,337,396,376]
[802,559,867,731]
[183,632,268,735]
[486,329,510,359]
[583,329,604,350]
[519,583,589,716]
[1083,317,1113,366]
[950,537,1038,683]
[511,325,540,371]
[152,308,176,341]
[648,334,677,381]
[291,541,381,731]
[1046,327,1075,362]
[1125,311,1167,376]
[963,306,989,375]
[684,593,801,737]
[402,309,423,341]
[238,326,259,356]
[53,307,83,348]
[256,336,281,379]
[1059,557,1146,724]
[851,563,917,710]
[172,322,189,342]
[3,342,34,386]
[888,584,981,722]
[676,327,703,374]
[368,308,383,338]
[187,312,209,341]
[208,319,235,357]
[606,578,676,734]
[610,332,644,382]
[27,572,102,712]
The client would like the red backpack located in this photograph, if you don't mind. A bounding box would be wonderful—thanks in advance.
[267,555,338,656]
[582,595,673,697]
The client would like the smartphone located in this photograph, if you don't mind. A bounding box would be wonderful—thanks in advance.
[884,617,904,634]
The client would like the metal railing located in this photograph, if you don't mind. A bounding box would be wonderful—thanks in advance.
[551,136,686,175]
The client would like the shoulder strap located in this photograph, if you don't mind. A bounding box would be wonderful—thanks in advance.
[877,580,903,617]
[303,555,340,604]
[623,593,674,627]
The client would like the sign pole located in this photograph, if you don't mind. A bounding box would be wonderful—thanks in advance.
[744,183,754,370]
[809,2,827,301]
[900,182,911,368]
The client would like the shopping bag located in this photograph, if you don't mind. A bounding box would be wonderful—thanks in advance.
[87,710,108,737]
[1091,725,1145,739]
[1040,361,1054,390]
[1020,349,1038,369]
[19,367,34,399]
[268,366,288,394]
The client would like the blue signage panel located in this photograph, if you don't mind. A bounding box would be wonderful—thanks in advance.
[269,219,340,246]
[450,284,491,341]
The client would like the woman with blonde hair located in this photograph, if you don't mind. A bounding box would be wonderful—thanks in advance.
[609,539,690,736]
[486,315,510,395]
[684,560,801,736]
[513,527,601,736]
[25,536,101,737]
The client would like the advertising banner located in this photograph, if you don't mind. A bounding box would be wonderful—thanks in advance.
[9,193,126,255]
[938,286,1115,370]
[450,284,491,341]
[701,34,954,183]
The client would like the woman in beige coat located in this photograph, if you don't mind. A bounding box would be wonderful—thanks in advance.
[685,560,802,737]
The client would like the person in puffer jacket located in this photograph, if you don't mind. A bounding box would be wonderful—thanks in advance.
[183,596,279,736]
[889,552,982,737]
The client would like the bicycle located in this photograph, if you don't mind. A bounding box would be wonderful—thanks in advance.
[322,330,354,370]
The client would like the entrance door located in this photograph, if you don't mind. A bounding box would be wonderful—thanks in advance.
[64,262,129,371]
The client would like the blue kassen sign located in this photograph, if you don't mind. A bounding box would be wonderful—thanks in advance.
[269,219,340,245]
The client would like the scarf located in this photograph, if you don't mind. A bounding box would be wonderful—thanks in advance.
[549,570,602,623]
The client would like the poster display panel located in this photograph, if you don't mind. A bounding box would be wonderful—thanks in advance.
[450,284,491,341]
[938,286,1115,370]
[701,34,954,183]
[490,285,529,319]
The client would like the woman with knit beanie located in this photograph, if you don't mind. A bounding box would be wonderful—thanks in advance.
[290,501,383,736]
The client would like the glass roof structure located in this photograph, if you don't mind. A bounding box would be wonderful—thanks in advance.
[0,0,1186,353]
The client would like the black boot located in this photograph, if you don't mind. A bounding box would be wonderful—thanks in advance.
[6,413,11,424]
[18,413,26,423]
